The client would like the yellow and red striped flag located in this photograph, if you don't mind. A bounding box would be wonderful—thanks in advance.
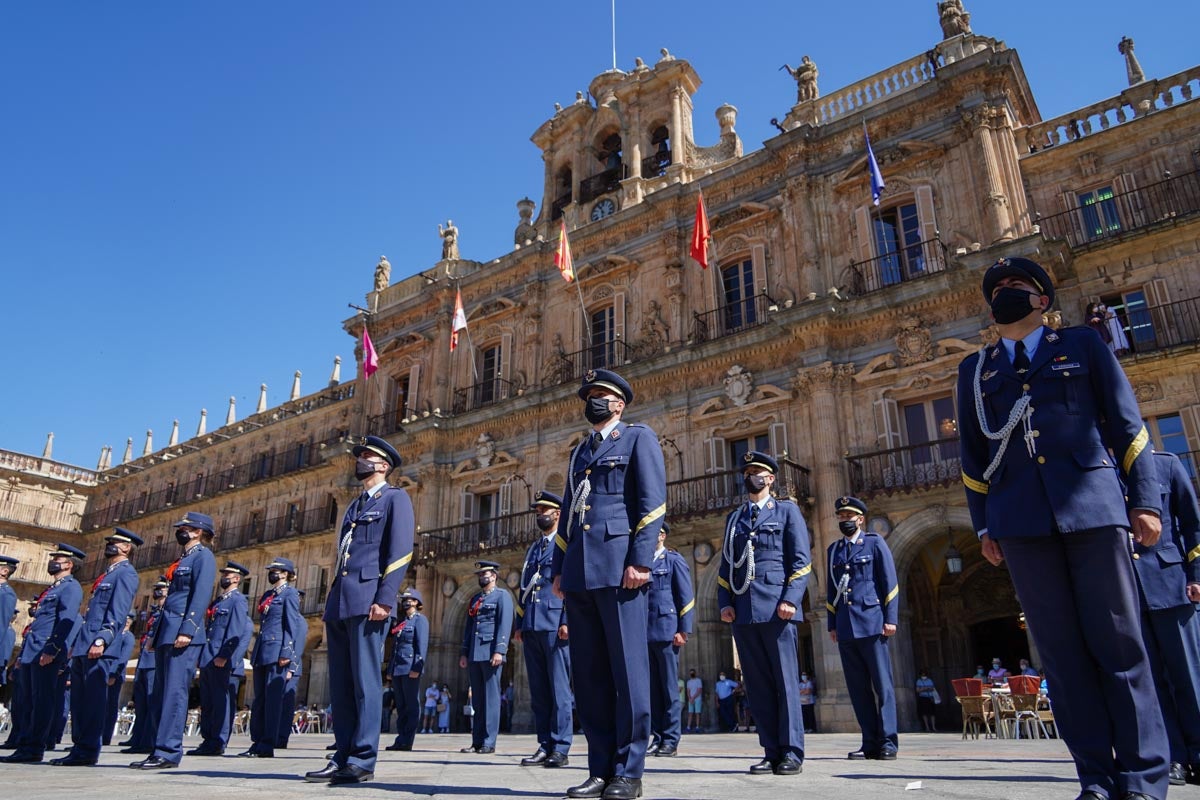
[450,288,467,352]
[555,220,575,282]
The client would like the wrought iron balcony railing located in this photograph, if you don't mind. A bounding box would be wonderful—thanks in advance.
[641,150,671,179]
[846,436,962,497]
[579,165,626,204]
[690,293,773,345]
[453,377,515,415]
[1105,294,1200,358]
[840,235,948,297]
[541,339,635,388]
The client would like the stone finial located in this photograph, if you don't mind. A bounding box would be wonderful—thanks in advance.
[256,383,268,414]
[515,198,538,246]
[716,104,738,135]
[1119,36,1145,86]
[658,47,674,62]
[42,432,54,460]
[937,0,971,39]
[196,409,207,437]
[290,371,302,401]
[96,446,107,470]
[330,356,342,387]
[225,396,237,426]
[143,430,153,456]
[168,419,179,447]
[122,438,133,465]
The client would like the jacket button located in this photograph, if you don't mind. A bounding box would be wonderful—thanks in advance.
[585,469,592,475]
[583,524,591,531]
[1022,384,1031,391]
[342,571,349,576]
[584,505,592,511]
[1063,371,1070,377]
[1101,459,1108,465]
[1132,553,1140,560]
[1031,430,1040,437]
[1037,456,1046,464]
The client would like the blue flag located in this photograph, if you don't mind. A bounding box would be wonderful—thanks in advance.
[865,126,885,206]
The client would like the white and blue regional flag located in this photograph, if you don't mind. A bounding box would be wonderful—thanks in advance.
[865,125,885,206]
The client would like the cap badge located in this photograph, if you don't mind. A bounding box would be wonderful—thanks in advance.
[584,370,596,382]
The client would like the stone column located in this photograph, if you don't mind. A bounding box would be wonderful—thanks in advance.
[670,88,683,166]
[964,105,1014,243]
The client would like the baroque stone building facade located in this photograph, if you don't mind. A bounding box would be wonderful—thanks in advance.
[4,7,1200,733]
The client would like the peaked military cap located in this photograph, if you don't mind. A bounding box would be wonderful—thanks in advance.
[531,490,563,510]
[353,435,402,469]
[221,561,250,576]
[153,575,170,587]
[0,555,19,568]
[50,542,85,560]
[400,588,424,607]
[172,511,214,533]
[578,368,633,404]
[741,450,779,474]
[835,495,869,516]
[982,256,1055,308]
[474,560,501,574]
[661,521,671,536]
[266,557,297,574]
[107,527,144,546]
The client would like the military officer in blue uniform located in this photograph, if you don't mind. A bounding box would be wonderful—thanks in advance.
[52,528,142,766]
[647,521,693,758]
[460,560,514,754]
[0,555,19,691]
[190,561,251,756]
[718,453,810,775]
[1132,451,1200,786]
[3,596,40,750]
[957,257,1168,800]
[305,435,414,785]
[241,557,302,758]
[2,543,84,764]
[277,590,308,750]
[121,576,167,754]
[825,496,899,761]
[131,512,217,770]
[385,589,429,752]
[102,614,136,746]
[515,491,573,769]
[551,368,666,800]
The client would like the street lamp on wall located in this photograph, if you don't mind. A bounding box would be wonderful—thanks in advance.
[944,528,963,575]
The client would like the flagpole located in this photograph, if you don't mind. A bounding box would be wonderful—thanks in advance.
[611,0,617,71]
[573,268,593,350]
[864,120,887,289]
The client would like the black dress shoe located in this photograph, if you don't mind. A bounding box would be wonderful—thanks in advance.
[646,741,659,757]
[602,777,642,800]
[384,743,412,751]
[879,749,898,761]
[186,747,223,756]
[329,764,374,784]
[1170,762,1187,786]
[1188,763,1200,785]
[847,749,870,760]
[1,752,42,763]
[460,745,481,753]
[236,749,272,758]
[749,758,775,775]
[117,739,133,747]
[567,776,608,798]
[544,751,569,768]
[49,755,97,766]
[132,756,177,770]
[773,758,802,775]
[304,762,341,782]
[1121,794,1153,800]
[477,746,495,754]
[325,743,338,751]
[654,744,677,757]
[521,748,548,766]
[1074,792,1105,800]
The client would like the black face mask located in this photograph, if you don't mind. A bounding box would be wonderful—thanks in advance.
[404,602,417,614]
[47,562,64,576]
[478,575,492,588]
[839,519,859,537]
[536,514,556,532]
[219,576,233,590]
[153,589,167,599]
[743,474,768,494]
[175,530,194,546]
[268,571,284,585]
[104,543,121,558]
[584,396,615,425]
[990,286,1040,325]
[355,457,379,480]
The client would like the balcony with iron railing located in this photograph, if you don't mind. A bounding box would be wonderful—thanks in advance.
[578,165,627,205]
[1107,294,1200,358]
[453,377,515,415]
[690,293,774,346]
[1034,169,1200,250]
[846,436,962,498]
[541,339,635,389]
[839,236,948,297]
[551,192,571,221]
[0,499,84,532]
[640,150,671,179]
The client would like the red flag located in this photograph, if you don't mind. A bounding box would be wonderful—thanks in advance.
[450,288,468,352]
[690,193,711,269]
[555,220,574,282]
[362,326,379,378]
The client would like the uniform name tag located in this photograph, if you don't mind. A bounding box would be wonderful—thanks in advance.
[1051,363,1081,371]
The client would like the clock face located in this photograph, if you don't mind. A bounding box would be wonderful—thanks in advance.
[591,198,616,221]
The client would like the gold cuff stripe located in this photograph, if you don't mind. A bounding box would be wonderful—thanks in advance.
[788,564,812,583]
[383,552,412,577]
[1188,544,1200,563]
[678,599,695,617]
[1123,427,1150,473]
[633,504,667,535]
[515,606,525,618]
[962,471,989,495]
[825,602,837,613]
[885,585,899,604]
[555,534,568,553]
[717,576,731,591]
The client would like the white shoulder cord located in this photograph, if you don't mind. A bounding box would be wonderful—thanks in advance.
[972,347,1037,481]
[721,509,755,595]
[567,440,591,530]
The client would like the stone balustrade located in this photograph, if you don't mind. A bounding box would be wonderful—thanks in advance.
[0,498,84,532]
[786,51,939,129]
[0,448,98,485]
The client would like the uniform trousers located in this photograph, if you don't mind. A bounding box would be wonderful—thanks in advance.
[391,675,421,748]
[647,640,682,749]
[152,643,202,764]
[523,629,573,754]
[66,655,116,759]
[4,666,29,746]
[197,663,236,751]
[1141,603,1200,765]
[49,675,69,745]
[126,667,156,750]
[326,614,386,772]
[250,662,288,752]
[733,618,805,762]
[278,671,299,747]
[565,587,650,781]
[1002,527,1168,800]
[11,660,64,758]
[837,633,898,755]
[467,660,502,749]
[103,673,124,745]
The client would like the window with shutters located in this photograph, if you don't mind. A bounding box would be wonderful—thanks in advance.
[590,305,616,369]
[392,372,412,425]
[901,396,960,464]
[285,502,302,532]
[873,202,924,286]
[727,434,770,470]
[1147,413,1194,479]
[849,186,942,295]
[721,259,758,333]
[1079,185,1122,240]
[1099,287,1157,354]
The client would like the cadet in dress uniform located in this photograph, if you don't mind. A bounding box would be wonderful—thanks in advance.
[718,453,810,776]
[52,528,142,766]
[647,522,693,758]
[1132,451,1200,786]
[385,589,429,752]
[551,368,667,800]
[121,577,167,753]
[304,436,414,785]
[2,596,40,750]
[957,257,1168,800]
[191,561,251,756]
[103,615,136,746]
[0,555,19,692]
[826,496,899,761]
[459,560,514,754]
[242,557,302,758]
[1,543,84,764]
[515,491,573,769]
[131,512,217,770]
[277,591,308,749]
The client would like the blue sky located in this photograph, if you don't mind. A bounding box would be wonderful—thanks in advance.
[1,1,1194,468]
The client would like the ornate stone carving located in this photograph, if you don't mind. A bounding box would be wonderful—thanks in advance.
[895,318,936,366]
[785,56,819,103]
[938,0,971,38]
[373,255,391,293]
[475,433,496,469]
[980,324,1000,347]
[514,197,538,246]
[438,220,460,261]
[1133,382,1161,403]
[723,365,754,407]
